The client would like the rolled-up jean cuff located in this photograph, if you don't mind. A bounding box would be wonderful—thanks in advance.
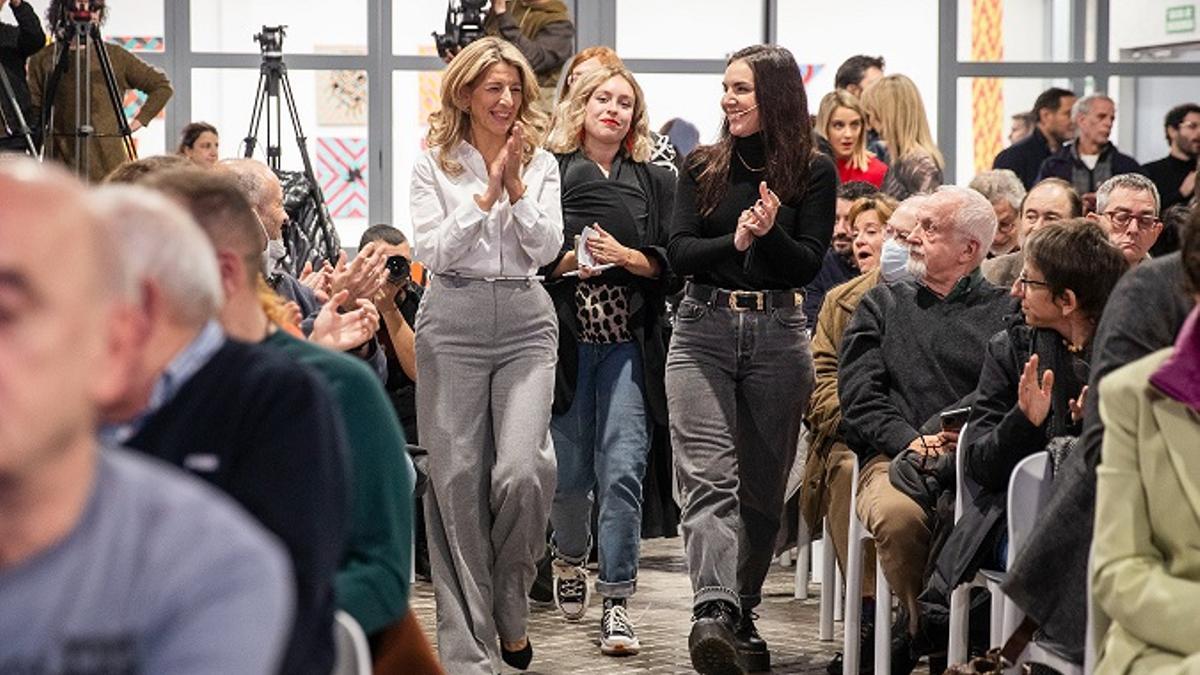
[740,593,762,611]
[550,537,590,567]
[596,578,637,598]
[693,585,740,610]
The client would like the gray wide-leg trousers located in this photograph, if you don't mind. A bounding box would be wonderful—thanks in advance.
[415,275,558,674]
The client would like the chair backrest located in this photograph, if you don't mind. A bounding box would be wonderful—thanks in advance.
[1005,451,1052,566]
[332,610,372,675]
[953,424,976,521]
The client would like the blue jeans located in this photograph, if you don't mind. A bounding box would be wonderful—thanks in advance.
[550,341,649,598]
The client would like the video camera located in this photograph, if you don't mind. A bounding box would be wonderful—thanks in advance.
[254,25,287,59]
[53,0,104,32]
[432,0,490,60]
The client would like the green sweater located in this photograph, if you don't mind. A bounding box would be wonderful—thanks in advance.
[264,330,413,635]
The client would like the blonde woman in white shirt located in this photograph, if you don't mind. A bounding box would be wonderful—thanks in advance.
[409,36,563,674]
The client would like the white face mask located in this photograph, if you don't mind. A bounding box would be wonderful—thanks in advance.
[264,239,288,276]
[879,237,914,284]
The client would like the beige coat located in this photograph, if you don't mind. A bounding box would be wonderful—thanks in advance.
[1093,347,1200,675]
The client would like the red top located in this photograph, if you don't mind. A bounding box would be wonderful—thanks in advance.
[837,156,888,188]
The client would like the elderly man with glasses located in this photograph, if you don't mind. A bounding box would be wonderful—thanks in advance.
[1089,173,1163,267]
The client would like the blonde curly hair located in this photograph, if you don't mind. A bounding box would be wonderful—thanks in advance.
[425,37,548,177]
[545,65,653,163]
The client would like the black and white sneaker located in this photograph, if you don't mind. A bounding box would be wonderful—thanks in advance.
[552,559,591,621]
[600,599,640,656]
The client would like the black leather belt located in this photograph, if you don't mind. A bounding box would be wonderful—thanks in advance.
[684,282,804,312]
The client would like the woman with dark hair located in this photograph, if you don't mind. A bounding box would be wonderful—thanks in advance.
[665,43,836,674]
[409,36,561,674]
[541,63,675,656]
[178,122,219,168]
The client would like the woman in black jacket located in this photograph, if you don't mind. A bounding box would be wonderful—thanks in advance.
[541,63,674,657]
[664,44,836,674]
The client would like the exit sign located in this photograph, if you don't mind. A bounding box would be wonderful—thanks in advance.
[1167,5,1196,33]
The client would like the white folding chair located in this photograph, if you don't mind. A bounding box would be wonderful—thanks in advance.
[843,460,893,675]
[1002,452,1084,675]
[948,425,1007,664]
[332,610,372,675]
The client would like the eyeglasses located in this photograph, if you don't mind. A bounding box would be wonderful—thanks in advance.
[1102,210,1159,231]
[1015,275,1051,292]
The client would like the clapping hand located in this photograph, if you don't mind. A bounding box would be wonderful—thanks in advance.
[310,290,381,352]
[1017,354,1054,427]
[743,181,780,236]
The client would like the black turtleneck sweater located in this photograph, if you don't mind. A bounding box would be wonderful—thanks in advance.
[668,133,837,291]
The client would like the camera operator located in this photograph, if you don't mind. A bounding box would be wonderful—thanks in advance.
[28,0,173,182]
[361,224,421,444]
[480,0,574,113]
[0,0,44,151]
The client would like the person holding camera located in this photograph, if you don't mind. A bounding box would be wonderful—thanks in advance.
[410,37,561,674]
[28,0,173,182]
[484,0,573,114]
[361,224,422,445]
[0,0,44,152]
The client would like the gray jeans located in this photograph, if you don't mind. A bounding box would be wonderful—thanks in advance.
[666,286,815,611]
[415,275,558,674]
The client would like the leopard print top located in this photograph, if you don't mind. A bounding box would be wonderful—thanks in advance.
[575,282,633,344]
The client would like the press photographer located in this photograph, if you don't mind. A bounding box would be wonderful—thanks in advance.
[437,0,573,113]
[28,0,173,182]
[0,0,43,152]
[361,224,421,446]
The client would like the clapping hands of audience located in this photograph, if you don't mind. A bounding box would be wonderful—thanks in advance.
[310,289,380,351]
[299,260,333,304]
[330,242,387,310]
[1017,354,1054,427]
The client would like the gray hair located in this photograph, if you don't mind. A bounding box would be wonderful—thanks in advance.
[220,158,273,208]
[935,185,998,264]
[92,185,223,327]
[968,169,1026,211]
[1096,173,1161,215]
[1072,93,1113,119]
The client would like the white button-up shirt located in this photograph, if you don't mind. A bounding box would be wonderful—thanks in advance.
[410,141,563,277]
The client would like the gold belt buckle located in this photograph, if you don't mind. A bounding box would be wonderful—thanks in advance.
[728,290,764,311]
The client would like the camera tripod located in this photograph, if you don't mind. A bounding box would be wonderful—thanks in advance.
[0,65,36,155]
[40,15,137,177]
[242,26,336,267]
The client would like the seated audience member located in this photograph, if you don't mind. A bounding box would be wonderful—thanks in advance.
[1141,103,1199,255]
[803,180,876,330]
[102,153,190,183]
[1091,209,1200,675]
[1001,235,1195,664]
[982,177,1082,287]
[816,90,888,188]
[1036,94,1142,207]
[1089,173,1163,267]
[1009,111,1036,146]
[143,169,422,655]
[92,186,348,675]
[802,194,921,650]
[178,121,220,168]
[861,74,944,201]
[917,219,1127,646]
[968,169,1026,258]
[847,194,899,273]
[0,159,294,675]
[838,186,1011,672]
[993,88,1076,189]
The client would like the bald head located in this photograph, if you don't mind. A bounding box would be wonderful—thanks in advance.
[221,159,287,240]
[0,159,131,477]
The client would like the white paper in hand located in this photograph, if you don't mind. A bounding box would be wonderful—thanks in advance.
[570,224,615,276]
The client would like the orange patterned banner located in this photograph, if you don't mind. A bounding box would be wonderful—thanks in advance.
[971,0,1003,174]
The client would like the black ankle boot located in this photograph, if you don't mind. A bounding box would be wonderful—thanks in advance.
[735,610,770,673]
[689,600,743,675]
